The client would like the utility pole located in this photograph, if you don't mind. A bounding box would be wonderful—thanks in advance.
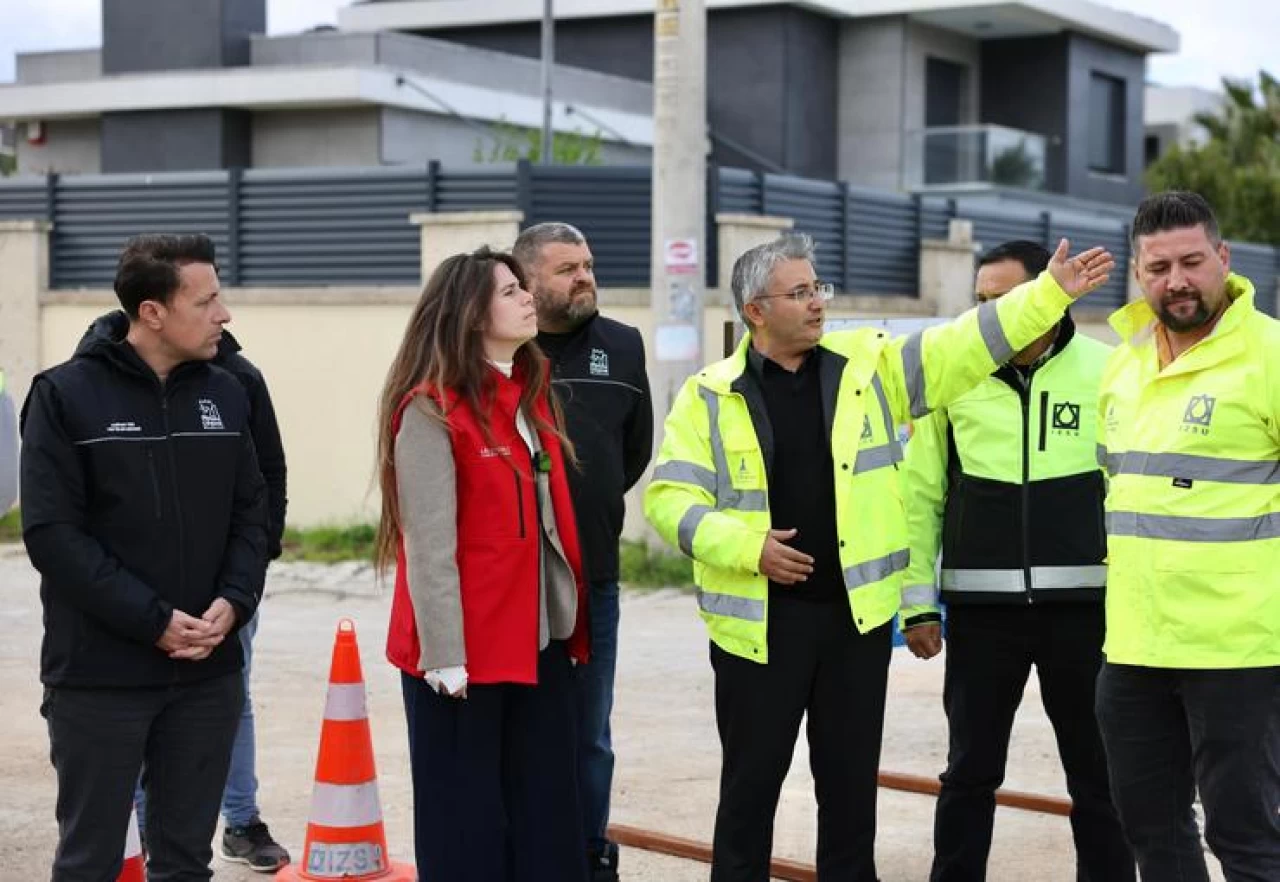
[540,0,555,164]
[649,0,707,424]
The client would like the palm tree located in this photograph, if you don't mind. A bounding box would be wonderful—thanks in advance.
[1147,70,1279,245]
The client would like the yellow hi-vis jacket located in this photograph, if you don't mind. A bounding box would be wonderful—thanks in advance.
[644,271,1075,663]
[1099,274,1280,669]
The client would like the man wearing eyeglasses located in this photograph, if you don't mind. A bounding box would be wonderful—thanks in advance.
[645,232,1115,881]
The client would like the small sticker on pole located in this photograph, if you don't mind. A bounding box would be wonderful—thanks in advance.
[664,238,700,275]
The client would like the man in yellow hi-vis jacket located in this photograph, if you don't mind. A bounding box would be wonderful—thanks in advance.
[1095,191,1280,881]
[645,232,1115,881]
[901,240,1132,882]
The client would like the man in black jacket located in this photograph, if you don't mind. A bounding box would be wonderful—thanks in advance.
[515,223,653,882]
[85,313,292,872]
[22,234,269,881]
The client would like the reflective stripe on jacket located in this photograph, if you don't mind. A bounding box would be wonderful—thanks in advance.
[1099,274,1280,668]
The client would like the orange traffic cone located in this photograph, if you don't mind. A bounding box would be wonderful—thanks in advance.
[277,619,415,881]
[116,806,144,882]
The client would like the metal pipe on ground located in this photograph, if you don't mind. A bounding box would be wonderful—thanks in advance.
[608,770,1072,881]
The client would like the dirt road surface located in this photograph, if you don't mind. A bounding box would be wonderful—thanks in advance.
[0,548,1223,881]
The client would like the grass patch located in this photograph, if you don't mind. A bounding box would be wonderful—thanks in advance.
[280,523,377,563]
[0,508,20,542]
[619,538,693,591]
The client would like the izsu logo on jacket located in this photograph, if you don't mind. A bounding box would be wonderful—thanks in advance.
[1181,394,1216,435]
[1051,401,1081,433]
[860,415,874,443]
[198,399,225,431]
[589,348,610,377]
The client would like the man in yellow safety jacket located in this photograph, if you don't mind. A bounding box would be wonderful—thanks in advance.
[645,232,1116,881]
[901,240,1133,881]
[1094,191,1280,881]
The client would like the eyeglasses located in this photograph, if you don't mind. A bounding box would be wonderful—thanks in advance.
[752,281,835,304]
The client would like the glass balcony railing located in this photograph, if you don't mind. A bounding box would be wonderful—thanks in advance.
[905,124,1048,191]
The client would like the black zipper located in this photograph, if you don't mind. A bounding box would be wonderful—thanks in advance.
[159,393,188,604]
[1038,391,1049,452]
[1017,374,1034,604]
[146,447,162,520]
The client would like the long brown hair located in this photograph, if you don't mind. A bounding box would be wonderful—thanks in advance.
[374,246,572,573]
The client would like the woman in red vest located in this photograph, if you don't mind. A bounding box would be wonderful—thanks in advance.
[375,247,590,882]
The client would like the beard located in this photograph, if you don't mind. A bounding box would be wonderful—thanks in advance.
[1157,289,1213,333]
[537,282,597,329]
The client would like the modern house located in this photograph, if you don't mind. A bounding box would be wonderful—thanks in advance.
[0,0,1179,207]
[0,0,653,175]
[340,0,1179,205]
[1143,84,1222,166]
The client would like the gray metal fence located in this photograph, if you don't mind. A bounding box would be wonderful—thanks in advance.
[0,163,1275,308]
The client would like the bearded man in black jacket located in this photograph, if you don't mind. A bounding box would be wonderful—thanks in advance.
[515,222,653,882]
[21,233,268,882]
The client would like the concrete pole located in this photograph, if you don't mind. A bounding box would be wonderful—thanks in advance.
[540,0,555,164]
[649,0,707,425]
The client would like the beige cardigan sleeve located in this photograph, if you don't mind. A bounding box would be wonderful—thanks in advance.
[395,400,466,672]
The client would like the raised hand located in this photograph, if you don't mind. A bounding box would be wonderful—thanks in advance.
[1048,238,1116,300]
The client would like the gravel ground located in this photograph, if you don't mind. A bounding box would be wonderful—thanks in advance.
[0,547,1223,881]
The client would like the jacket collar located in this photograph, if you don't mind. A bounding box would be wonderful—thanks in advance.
[1109,273,1256,347]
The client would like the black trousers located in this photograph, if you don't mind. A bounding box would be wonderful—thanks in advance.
[931,604,1133,882]
[1096,663,1280,882]
[710,596,892,882]
[401,641,587,882]
[42,672,244,882]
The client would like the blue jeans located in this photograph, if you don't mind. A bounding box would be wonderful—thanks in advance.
[136,613,260,831]
[574,580,621,852]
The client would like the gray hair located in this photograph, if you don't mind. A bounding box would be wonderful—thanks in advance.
[730,233,816,322]
[512,222,588,270]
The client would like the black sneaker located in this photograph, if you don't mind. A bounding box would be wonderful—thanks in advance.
[588,841,620,882]
[220,820,291,873]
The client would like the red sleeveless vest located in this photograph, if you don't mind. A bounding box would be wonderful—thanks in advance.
[385,366,588,684]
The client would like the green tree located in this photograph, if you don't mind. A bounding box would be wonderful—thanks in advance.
[990,138,1043,189]
[1146,70,1280,245]
[473,120,604,166]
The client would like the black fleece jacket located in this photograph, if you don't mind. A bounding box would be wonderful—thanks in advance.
[21,326,268,688]
[85,311,288,559]
[537,313,653,583]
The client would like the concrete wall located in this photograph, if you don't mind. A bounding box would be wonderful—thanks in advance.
[417,15,656,84]
[250,31,653,116]
[1064,34,1146,205]
[29,287,951,529]
[838,17,907,190]
[16,119,101,175]
[14,49,101,84]
[102,0,264,74]
[101,109,251,173]
[411,8,838,177]
[252,109,382,168]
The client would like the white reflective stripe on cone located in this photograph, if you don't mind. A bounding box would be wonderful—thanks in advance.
[323,683,368,721]
[124,810,142,858]
[308,781,384,828]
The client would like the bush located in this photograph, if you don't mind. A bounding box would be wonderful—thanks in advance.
[619,539,694,590]
[280,523,376,563]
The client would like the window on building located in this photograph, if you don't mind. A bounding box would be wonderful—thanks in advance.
[1088,73,1126,174]
[1144,134,1162,167]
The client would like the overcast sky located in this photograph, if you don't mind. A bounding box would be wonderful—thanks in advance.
[0,0,1273,91]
